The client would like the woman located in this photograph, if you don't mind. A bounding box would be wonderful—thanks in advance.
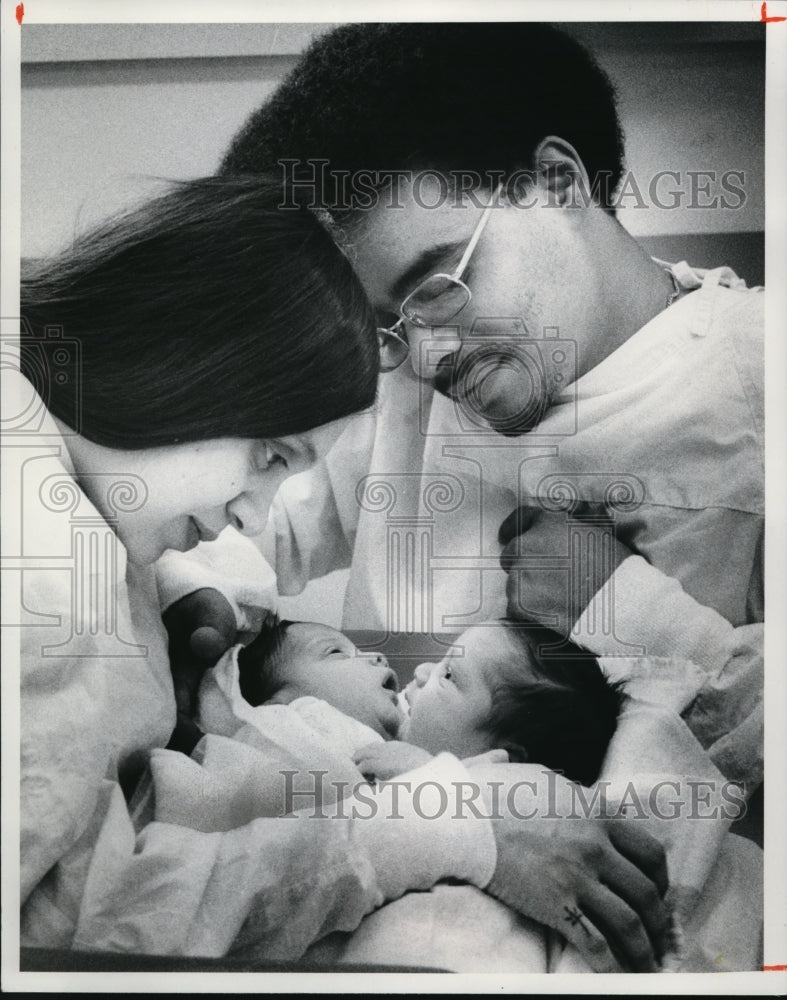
[14,176,494,958]
[13,175,674,970]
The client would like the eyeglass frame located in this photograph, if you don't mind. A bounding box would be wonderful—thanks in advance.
[377,181,504,373]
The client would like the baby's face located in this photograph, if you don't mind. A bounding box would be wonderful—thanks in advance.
[398,624,533,756]
[273,623,404,738]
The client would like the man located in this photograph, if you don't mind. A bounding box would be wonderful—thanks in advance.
[217,22,762,628]
[167,21,761,762]
[161,21,763,963]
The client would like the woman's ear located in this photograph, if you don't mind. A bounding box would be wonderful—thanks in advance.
[532,135,594,209]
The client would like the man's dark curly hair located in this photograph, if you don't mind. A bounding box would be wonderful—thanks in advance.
[487,622,626,786]
[221,23,625,215]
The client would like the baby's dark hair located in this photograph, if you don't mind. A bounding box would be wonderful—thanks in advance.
[237,612,294,706]
[486,622,625,786]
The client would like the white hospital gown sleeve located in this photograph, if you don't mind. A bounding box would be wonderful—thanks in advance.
[261,460,354,597]
[573,555,762,789]
[263,410,377,596]
[69,755,496,958]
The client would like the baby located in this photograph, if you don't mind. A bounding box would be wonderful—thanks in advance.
[160,617,761,975]
[226,614,624,787]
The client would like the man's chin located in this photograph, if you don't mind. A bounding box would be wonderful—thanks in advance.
[448,359,552,437]
[451,395,549,437]
[483,405,548,436]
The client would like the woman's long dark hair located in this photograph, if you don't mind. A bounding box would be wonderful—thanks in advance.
[21,175,378,448]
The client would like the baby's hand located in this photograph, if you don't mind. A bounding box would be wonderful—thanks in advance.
[353,741,434,782]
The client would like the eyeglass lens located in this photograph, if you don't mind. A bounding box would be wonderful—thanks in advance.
[401,275,471,326]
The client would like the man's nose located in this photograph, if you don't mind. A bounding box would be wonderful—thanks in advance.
[407,324,463,380]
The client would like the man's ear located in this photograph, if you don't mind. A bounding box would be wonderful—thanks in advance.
[532,136,592,208]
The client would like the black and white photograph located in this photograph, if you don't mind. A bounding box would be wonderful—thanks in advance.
[2,0,785,992]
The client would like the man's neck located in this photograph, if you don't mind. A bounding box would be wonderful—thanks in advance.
[579,216,678,377]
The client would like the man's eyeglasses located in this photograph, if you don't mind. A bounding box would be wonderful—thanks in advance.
[377,182,503,373]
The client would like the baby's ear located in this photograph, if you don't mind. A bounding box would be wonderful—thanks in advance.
[500,741,529,764]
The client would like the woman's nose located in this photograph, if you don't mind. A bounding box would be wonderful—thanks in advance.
[226,492,268,536]
[407,324,463,381]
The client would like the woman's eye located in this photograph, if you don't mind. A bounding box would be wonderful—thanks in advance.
[256,442,288,472]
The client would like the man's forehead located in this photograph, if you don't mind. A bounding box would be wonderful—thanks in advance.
[350,181,487,304]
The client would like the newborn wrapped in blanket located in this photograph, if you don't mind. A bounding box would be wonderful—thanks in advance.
[144,647,762,973]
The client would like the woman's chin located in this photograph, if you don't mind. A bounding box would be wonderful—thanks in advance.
[160,518,201,556]
[122,527,191,566]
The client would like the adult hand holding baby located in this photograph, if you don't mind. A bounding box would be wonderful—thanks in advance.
[164,587,238,665]
[499,503,632,636]
[163,587,238,754]
[473,763,671,973]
